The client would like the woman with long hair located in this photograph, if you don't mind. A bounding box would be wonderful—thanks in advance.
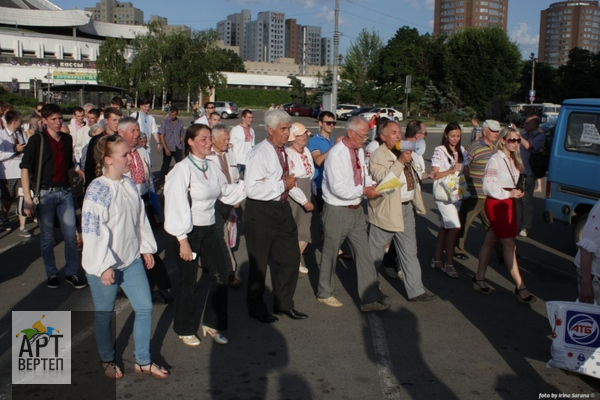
[164,124,245,347]
[82,135,168,379]
[430,122,470,278]
[473,127,535,303]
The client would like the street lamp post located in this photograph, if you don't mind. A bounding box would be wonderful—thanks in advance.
[530,53,536,104]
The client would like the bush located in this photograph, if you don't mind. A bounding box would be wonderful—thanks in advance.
[216,88,292,108]
[0,87,38,108]
[435,112,461,124]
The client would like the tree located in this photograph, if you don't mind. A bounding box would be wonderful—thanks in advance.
[444,27,521,116]
[516,60,559,104]
[96,37,130,88]
[340,29,383,105]
[557,48,600,100]
[288,74,306,103]
[213,49,246,73]
[310,70,333,107]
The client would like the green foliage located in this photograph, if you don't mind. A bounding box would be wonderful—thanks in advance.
[213,49,246,73]
[557,48,600,99]
[96,37,130,88]
[215,88,291,108]
[310,70,333,107]
[444,27,521,116]
[0,87,37,107]
[435,112,461,124]
[288,74,307,104]
[340,29,383,105]
[516,60,559,103]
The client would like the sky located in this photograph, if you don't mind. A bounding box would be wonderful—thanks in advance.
[51,0,546,59]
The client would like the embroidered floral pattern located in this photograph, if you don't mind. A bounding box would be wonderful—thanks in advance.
[82,211,100,236]
[85,180,112,208]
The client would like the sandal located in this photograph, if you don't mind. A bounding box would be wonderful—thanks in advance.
[472,277,493,294]
[101,360,123,379]
[430,259,443,270]
[514,287,536,304]
[442,264,459,278]
[134,362,169,379]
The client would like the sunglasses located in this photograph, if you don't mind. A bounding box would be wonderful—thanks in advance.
[206,106,215,109]
[36,109,42,112]
[322,121,337,126]
[506,138,521,144]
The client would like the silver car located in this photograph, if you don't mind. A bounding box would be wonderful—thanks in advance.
[214,101,239,119]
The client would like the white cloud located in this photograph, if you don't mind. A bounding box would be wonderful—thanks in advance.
[316,5,335,23]
[511,22,539,47]
[299,0,316,8]
[425,0,435,9]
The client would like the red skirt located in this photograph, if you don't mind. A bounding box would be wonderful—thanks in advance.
[484,197,517,239]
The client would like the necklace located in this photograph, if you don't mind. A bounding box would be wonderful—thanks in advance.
[188,154,208,179]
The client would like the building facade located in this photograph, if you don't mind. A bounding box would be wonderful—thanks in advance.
[85,0,144,25]
[538,1,600,67]
[257,11,286,63]
[433,0,508,36]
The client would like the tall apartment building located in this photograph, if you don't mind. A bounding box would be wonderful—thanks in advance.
[85,0,143,25]
[321,37,332,66]
[538,1,600,67]
[285,19,302,63]
[245,19,266,62]
[433,0,508,36]
[257,11,286,63]
[303,26,323,66]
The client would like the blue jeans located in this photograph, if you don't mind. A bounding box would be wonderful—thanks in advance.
[86,257,153,365]
[38,188,79,277]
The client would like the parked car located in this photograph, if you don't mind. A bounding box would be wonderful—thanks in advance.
[335,104,360,119]
[359,107,404,122]
[214,101,239,119]
[283,103,312,117]
[339,107,372,121]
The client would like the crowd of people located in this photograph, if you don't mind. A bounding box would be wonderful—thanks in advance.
[1,97,598,381]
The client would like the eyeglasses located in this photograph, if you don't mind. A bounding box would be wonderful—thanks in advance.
[506,138,521,144]
[322,121,337,126]
[206,106,215,109]
[351,130,369,141]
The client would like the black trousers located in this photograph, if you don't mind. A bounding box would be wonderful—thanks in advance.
[160,148,183,181]
[173,224,229,334]
[245,199,300,316]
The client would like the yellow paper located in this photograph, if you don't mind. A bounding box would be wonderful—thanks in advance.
[376,172,404,193]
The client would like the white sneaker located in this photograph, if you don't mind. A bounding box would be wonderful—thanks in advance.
[179,335,201,346]
[299,264,309,274]
[518,229,528,237]
[317,296,343,307]
[18,227,32,238]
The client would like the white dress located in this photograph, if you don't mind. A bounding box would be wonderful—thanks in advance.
[431,145,469,229]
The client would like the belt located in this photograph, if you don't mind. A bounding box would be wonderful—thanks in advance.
[40,185,69,192]
[402,201,411,205]
[345,204,361,209]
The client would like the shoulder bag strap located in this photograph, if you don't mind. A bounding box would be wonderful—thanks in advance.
[34,132,44,196]
[502,158,518,187]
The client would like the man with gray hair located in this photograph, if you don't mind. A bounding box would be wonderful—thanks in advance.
[207,123,242,287]
[244,110,307,323]
[317,116,389,312]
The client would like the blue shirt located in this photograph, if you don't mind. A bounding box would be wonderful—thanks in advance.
[521,129,546,177]
[308,133,334,189]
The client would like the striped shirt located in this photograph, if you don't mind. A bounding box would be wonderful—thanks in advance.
[466,138,495,198]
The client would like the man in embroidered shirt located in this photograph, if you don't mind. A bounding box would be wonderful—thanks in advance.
[230,109,255,178]
[317,116,389,312]
[244,110,307,323]
[368,120,436,302]
[455,119,500,260]
[159,106,185,183]
[207,124,242,287]
[20,104,87,290]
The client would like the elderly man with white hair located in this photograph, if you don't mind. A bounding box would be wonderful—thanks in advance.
[244,110,308,323]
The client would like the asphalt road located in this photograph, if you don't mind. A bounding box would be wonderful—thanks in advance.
[1,111,598,399]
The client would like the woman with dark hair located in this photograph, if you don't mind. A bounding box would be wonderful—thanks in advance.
[82,135,168,379]
[164,124,245,346]
[430,122,469,278]
[473,127,535,303]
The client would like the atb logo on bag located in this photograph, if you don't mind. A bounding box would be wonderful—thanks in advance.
[12,311,71,384]
[565,311,600,347]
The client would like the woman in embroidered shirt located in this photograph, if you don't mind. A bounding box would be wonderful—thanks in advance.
[286,123,316,274]
[164,124,246,347]
[430,122,469,278]
[82,135,169,379]
[473,127,535,303]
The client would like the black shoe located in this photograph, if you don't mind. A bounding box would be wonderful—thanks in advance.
[47,276,60,289]
[249,313,278,323]
[274,309,308,320]
[152,291,174,305]
[408,293,437,302]
[65,275,87,289]
[454,253,469,260]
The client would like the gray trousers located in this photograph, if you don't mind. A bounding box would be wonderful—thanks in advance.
[317,203,381,304]
[369,203,424,299]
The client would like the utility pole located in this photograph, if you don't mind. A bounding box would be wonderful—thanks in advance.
[530,53,536,104]
[331,0,339,113]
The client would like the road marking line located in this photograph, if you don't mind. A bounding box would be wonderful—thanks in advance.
[368,313,401,399]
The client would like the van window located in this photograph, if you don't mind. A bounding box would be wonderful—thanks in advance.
[565,112,600,156]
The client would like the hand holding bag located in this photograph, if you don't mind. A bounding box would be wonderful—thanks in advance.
[16,132,44,217]
[432,148,470,203]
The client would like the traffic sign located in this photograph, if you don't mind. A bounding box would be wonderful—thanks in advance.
[529,90,536,97]
[529,96,536,102]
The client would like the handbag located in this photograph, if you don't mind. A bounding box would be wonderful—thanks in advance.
[16,132,44,217]
[432,148,470,203]
[516,174,529,192]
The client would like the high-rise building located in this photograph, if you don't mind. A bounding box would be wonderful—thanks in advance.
[285,19,302,63]
[321,37,332,66]
[538,1,600,67]
[433,0,508,36]
[257,11,286,63]
[85,0,143,25]
[245,19,266,62]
